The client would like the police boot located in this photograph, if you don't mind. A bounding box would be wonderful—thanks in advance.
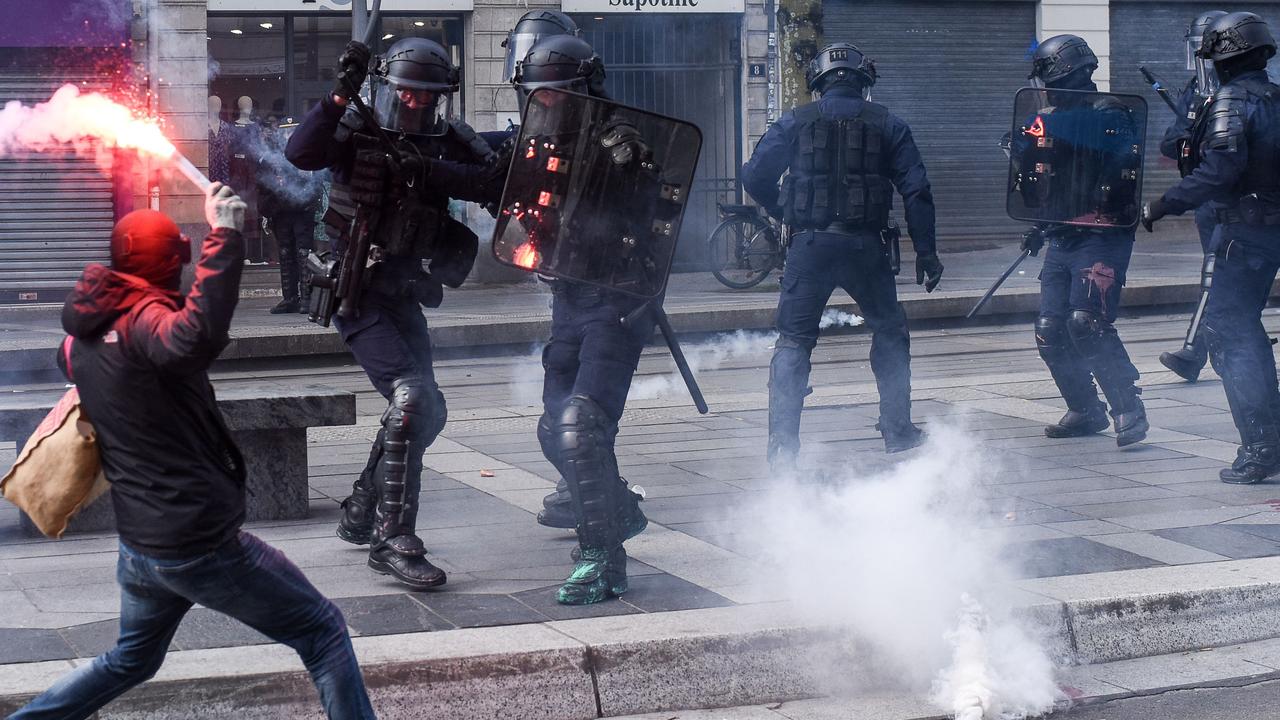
[367,424,446,590]
[559,545,628,606]
[1112,396,1150,448]
[537,478,576,529]
[1045,401,1110,439]
[297,249,313,314]
[336,433,382,545]
[570,482,647,562]
[270,257,301,314]
[1221,423,1280,484]
[768,338,811,473]
[879,420,926,454]
[1159,345,1207,383]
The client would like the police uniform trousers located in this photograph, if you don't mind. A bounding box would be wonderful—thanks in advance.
[769,229,911,458]
[1036,229,1140,412]
[1202,221,1280,446]
[272,209,316,303]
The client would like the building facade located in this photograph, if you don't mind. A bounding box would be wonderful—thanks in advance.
[0,0,1272,302]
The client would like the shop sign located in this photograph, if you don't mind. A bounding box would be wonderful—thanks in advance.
[562,0,744,12]
[208,1,473,11]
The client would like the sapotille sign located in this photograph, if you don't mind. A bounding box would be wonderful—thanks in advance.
[563,0,744,12]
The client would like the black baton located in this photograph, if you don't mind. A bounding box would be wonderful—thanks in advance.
[623,302,709,414]
[967,249,1031,320]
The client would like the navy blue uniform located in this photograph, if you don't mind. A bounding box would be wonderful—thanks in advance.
[1157,70,1280,453]
[1160,79,1218,251]
[741,85,935,460]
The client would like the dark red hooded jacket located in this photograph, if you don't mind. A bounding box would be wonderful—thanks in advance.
[58,228,248,558]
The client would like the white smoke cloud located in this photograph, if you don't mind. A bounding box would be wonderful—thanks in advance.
[628,329,777,401]
[507,342,547,409]
[743,425,1061,719]
[819,307,864,329]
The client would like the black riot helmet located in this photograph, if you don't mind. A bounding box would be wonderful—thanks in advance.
[1029,35,1098,88]
[502,10,581,85]
[370,37,460,137]
[1198,12,1276,84]
[1188,10,1229,95]
[806,43,877,98]
[512,35,605,108]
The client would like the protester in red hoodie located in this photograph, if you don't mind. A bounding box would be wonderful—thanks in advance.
[10,184,377,720]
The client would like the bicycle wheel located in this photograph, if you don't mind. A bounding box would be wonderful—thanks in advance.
[707,216,779,289]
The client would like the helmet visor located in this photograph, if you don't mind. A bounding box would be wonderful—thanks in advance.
[517,77,587,110]
[503,33,543,85]
[372,78,453,136]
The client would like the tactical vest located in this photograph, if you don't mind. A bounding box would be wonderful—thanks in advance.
[1189,76,1280,199]
[780,101,894,231]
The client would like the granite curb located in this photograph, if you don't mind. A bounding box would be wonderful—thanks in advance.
[0,276,1236,374]
[2,559,1279,719]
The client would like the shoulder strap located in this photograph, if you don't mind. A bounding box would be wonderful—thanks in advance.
[61,336,74,381]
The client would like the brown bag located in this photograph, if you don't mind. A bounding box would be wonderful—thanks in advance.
[0,338,108,538]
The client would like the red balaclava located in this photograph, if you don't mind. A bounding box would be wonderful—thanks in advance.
[109,210,191,291]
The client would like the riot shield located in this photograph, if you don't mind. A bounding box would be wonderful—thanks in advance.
[491,88,703,299]
[1006,87,1147,228]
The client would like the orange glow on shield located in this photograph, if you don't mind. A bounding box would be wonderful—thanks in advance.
[1025,116,1046,139]
[513,242,540,269]
[525,145,537,159]
[546,156,560,172]
[538,190,554,207]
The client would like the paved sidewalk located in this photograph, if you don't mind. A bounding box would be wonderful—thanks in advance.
[4,306,1280,666]
[0,227,1222,373]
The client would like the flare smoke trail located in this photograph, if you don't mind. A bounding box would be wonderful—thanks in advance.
[819,308,864,329]
[745,426,1061,719]
[0,84,208,190]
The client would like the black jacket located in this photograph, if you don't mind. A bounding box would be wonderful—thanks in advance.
[58,229,247,558]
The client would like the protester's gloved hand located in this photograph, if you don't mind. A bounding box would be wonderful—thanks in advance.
[332,41,372,102]
[600,122,651,166]
[1020,227,1045,257]
[1141,198,1167,233]
[205,182,247,232]
[915,252,944,293]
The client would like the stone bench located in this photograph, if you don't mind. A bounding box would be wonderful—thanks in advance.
[0,382,356,536]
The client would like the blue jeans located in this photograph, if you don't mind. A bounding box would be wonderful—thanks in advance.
[10,533,375,720]
[769,230,910,459]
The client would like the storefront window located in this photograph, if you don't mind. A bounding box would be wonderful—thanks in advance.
[292,15,350,115]
[208,16,286,124]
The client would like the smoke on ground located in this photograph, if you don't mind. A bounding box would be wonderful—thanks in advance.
[744,425,1061,719]
[629,329,777,400]
[507,342,546,409]
[819,308,864,329]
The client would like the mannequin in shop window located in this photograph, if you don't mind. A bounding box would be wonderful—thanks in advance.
[207,96,232,185]
[229,96,264,262]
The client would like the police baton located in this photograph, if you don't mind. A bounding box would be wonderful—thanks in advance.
[623,302,709,414]
[966,249,1031,320]
[1139,66,1180,114]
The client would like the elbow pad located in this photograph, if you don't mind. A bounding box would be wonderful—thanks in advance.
[1204,90,1247,153]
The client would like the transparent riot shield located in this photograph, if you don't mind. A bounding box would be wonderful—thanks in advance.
[1006,87,1148,228]
[491,87,703,299]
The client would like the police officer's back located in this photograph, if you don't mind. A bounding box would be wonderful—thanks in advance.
[741,43,941,461]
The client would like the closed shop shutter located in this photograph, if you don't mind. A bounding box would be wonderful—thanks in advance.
[1109,2,1280,209]
[823,0,1036,243]
[0,74,115,304]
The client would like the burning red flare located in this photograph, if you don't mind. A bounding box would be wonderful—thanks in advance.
[1025,115,1046,139]
[513,242,540,270]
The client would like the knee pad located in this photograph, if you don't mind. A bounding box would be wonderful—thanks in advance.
[537,411,560,462]
[556,394,610,461]
[1067,310,1113,358]
[1034,315,1070,361]
[384,376,447,445]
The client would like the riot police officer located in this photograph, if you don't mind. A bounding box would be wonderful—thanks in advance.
[1019,35,1149,447]
[286,37,499,589]
[1158,10,1228,382]
[740,43,942,463]
[500,9,581,84]
[483,35,652,605]
[1144,12,1280,483]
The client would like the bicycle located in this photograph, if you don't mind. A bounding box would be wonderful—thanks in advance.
[706,202,788,289]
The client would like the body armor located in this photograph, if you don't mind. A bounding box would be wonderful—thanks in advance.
[1189,77,1280,203]
[780,101,894,231]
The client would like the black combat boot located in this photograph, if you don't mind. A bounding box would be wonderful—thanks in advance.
[1112,396,1149,448]
[336,434,382,545]
[537,479,576,529]
[367,422,446,590]
[1159,346,1207,383]
[879,420,926,453]
[1044,401,1110,438]
[1221,442,1280,484]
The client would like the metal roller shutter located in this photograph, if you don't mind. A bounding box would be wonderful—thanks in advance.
[822,0,1036,243]
[0,74,115,304]
[1109,2,1280,211]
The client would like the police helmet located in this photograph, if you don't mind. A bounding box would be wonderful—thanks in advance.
[806,43,877,94]
[1198,11,1277,63]
[513,35,605,107]
[502,10,581,85]
[371,37,460,136]
[1187,11,1228,93]
[1029,35,1098,85]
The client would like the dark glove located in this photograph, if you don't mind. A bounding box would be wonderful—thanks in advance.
[1020,227,1045,257]
[915,253,944,293]
[332,41,371,100]
[600,122,651,166]
[395,153,427,186]
[1141,198,1167,233]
